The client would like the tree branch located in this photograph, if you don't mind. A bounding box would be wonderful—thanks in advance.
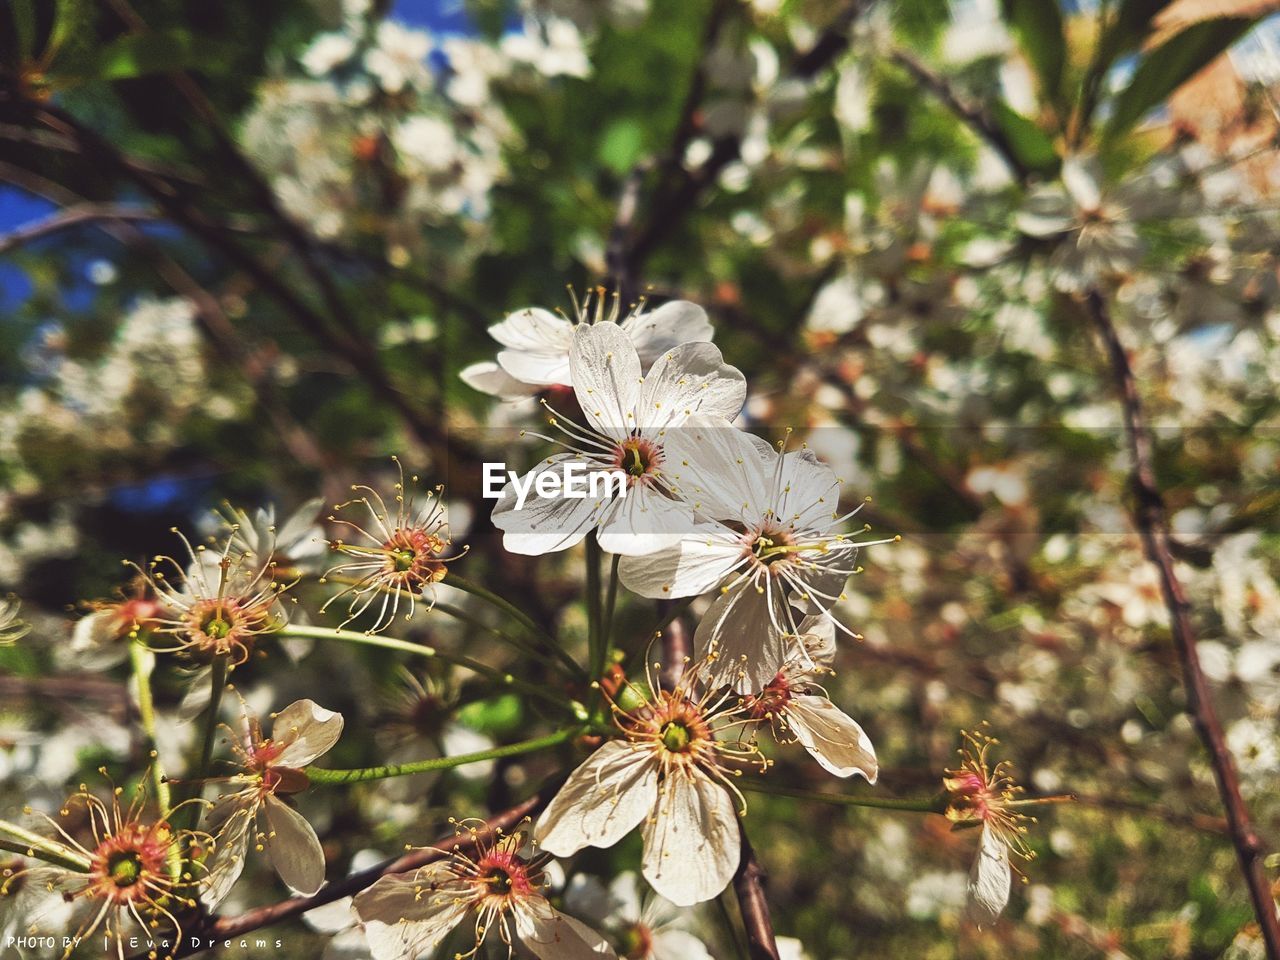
[1085,289,1280,956]
[733,829,780,960]
[0,203,158,254]
[889,48,1032,184]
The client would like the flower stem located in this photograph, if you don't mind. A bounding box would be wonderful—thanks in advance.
[599,552,621,678]
[445,573,560,649]
[305,728,580,784]
[739,780,948,814]
[0,820,92,872]
[195,654,229,783]
[129,639,170,813]
[276,624,589,720]
[585,538,602,678]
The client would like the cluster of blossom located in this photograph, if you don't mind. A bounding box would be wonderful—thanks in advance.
[0,292,1061,959]
[241,6,601,267]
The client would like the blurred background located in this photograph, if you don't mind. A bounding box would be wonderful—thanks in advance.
[2,0,1280,957]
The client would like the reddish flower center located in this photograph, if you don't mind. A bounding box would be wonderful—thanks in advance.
[381,528,447,587]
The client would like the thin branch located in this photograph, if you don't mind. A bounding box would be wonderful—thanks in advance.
[1085,288,1280,956]
[889,48,1033,183]
[733,829,781,960]
[0,202,158,253]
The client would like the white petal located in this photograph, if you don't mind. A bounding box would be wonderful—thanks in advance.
[489,306,573,351]
[1061,155,1102,211]
[515,899,617,959]
[491,454,611,555]
[594,485,696,557]
[785,696,878,782]
[536,740,659,856]
[354,867,470,960]
[641,770,740,906]
[460,361,541,399]
[201,796,253,907]
[497,348,573,387]
[652,929,715,960]
[967,825,1012,925]
[571,323,643,440]
[636,342,745,431]
[622,300,714,366]
[617,523,743,599]
[264,794,327,895]
[662,414,775,522]
[1015,188,1074,237]
[777,449,844,534]
[794,615,836,669]
[273,699,345,768]
[695,585,789,692]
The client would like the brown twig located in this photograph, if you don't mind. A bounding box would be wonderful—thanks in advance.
[733,829,781,960]
[889,48,1033,183]
[1085,289,1280,956]
[0,202,158,253]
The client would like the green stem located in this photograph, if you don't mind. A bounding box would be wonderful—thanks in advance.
[129,639,170,813]
[195,654,229,784]
[445,573,560,649]
[436,600,586,681]
[586,538,602,679]
[600,553,621,679]
[277,624,588,720]
[739,780,948,814]
[0,820,92,872]
[306,728,579,784]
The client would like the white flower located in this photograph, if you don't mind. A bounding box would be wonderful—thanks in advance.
[203,699,344,903]
[137,529,291,667]
[743,617,878,781]
[322,459,465,633]
[492,322,744,557]
[353,824,615,960]
[302,31,358,75]
[216,498,328,574]
[944,729,1051,925]
[364,21,432,94]
[776,937,814,960]
[501,16,591,79]
[619,416,893,690]
[393,115,459,173]
[536,662,760,906]
[462,292,715,397]
[1015,155,1158,293]
[564,872,714,960]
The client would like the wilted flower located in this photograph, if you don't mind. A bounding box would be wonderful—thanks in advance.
[492,322,744,557]
[460,290,714,400]
[0,595,31,646]
[742,617,878,781]
[202,698,343,903]
[944,728,1057,924]
[536,660,762,905]
[322,459,465,633]
[353,820,616,959]
[620,416,894,690]
[136,529,292,667]
[69,577,164,669]
[1,784,201,958]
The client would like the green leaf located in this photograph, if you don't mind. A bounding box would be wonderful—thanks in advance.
[1104,17,1261,140]
[55,29,206,82]
[1078,0,1173,131]
[991,101,1060,175]
[999,0,1067,110]
[598,118,645,175]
